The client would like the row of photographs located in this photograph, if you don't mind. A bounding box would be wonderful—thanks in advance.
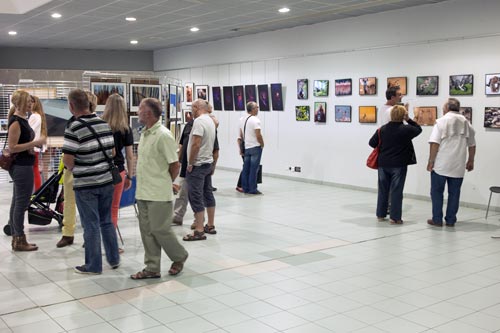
[90,82,165,112]
[297,74,500,98]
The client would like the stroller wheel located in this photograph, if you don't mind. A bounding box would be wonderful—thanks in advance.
[3,224,12,236]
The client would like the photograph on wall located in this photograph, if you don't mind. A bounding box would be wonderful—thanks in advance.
[335,105,352,122]
[245,85,256,103]
[335,79,352,96]
[176,86,183,113]
[130,84,161,112]
[223,86,234,111]
[184,82,194,105]
[21,87,57,99]
[169,90,177,118]
[182,109,193,124]
[297,79,308,99]
[387,77,407,95]
[196,85,209,101]
[413,106,437,126]
[271,83,284,111]
[258,84,270,111]
[233,86,245,111]
[313,80,329,97]
[90,82,126,111]
[416,76,439,96]
[484,107,500,128]
[314,102,327,123]
[359,77,377,95]
[359,106,377,123]
[212,87,222,110]
[40,99,72,136]
[459,107,472,124]
[485,73,500,95]
[162,85,170,116]
[0,119,8,134]
[129,116,142,144]
[449,74,473,95]
[295,106,310,121]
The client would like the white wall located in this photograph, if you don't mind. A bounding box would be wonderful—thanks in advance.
[155,0,500,208]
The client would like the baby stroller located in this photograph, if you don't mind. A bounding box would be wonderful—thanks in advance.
[3,169,64,236]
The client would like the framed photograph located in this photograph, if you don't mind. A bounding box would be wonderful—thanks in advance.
[387,77,407,95]
[184,82,194,105]
[416,76,439,96]
[212,87,222,110]
[484,107,500,128]
[233,85,245,111]
[182,109,193,124]
[271,83,284,111]
[90,82,127,111]
[414,106,437,126]
[459,107,472,124]
[359,106,377,123]
[485,74,500,95]
[129,116,141,144]
[245,85,256,103]
[258,84,270,111]
[0,119,8,134]
[176,86,183,112]
[314,102,327,123]
[297,79,308,99]
[449,74,473,95]
[313,80,329,97]
[130,84,161,112]
[335,79,352,96]
[196,85,209,101]
[39,99,71,136]
[295,106,310,121]
[335,105,352,122]
[223,86,234,111]
[169,89,177,119]
[359,77,377,95]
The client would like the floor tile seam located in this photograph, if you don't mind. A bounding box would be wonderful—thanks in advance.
[108,312,159,332]
[5,315,67,331]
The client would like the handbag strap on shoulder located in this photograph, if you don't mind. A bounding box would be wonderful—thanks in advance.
[242,115,252,141]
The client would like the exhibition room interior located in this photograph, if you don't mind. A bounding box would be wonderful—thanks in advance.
[1,0,500,332]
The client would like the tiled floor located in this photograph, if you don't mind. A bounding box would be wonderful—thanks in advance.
[0,170,500,332]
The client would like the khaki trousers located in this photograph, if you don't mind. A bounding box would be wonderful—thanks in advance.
[62,170,77,237]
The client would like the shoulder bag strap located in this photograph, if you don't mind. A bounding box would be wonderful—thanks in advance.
[75,118,113,165]
[243,115,252,141]
[377,128,381,147]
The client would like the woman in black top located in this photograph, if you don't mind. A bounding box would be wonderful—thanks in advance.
[8,90,46,251]
[369,105,422,224]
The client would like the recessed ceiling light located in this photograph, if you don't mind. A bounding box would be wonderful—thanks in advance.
[8,31,17,36]
[51,13,62,18]
[125,17,136,22]
[278,7,290,13]
[190,27,199,32]
[130,40,138,45]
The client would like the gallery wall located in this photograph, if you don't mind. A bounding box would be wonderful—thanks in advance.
[155,0,500,208]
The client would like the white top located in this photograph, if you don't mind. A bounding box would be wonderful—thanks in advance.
[239,115,261,149]
[429,111,476,178]
[378,104,393,126]
[28,113,46,152]
[187,113,216,166]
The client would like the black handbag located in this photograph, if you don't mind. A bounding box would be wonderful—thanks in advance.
[240,115,252,154]
[76,118,122,185]
[0,134,16,171]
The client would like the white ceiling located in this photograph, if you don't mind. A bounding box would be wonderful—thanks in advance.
[0,0,448,51]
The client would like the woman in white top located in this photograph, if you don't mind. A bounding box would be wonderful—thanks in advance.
[28,96,47,191]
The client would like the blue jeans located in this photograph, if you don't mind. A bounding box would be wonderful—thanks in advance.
[242,146,262,193]
[430,171,463,225]
[75,185,119,273]
[377,166,407,221]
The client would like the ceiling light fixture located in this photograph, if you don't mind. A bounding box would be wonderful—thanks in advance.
[125,17,136,22]
[130,40,138,45]
[190,27,199,32]
[8,31,17,36]
[278,7,290,13]
[51,13,62,18]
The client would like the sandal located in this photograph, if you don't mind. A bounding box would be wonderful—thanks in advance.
[203,224,217,234]
[130,269,161,280]
[390,219,404,225]
[169,254,188,276]
[190,223,196,230]
[183,230,207,241]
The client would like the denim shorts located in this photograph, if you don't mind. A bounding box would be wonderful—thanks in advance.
[186,163,215,213]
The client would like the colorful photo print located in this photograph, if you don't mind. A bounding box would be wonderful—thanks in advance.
[313,80,329,97]
[359,106,377,123]
[387,77,407,95]
[359,77,377,95]
[223,86,234,111]
[297,79,308,99]
[449,74,473,95]
[196,85,209,101]
[314,102,327,123]
[335,79,352,96]
[233,85,245,111]
[413,106,437,126]
[485,73,500,95]
[130,84,161,112]
[271,83,284,111]
[90,82,126,111]
[335,105,352,122]
[484,107,500,128]
[129,116,141,144]
[416,76,439,96]
[245,85,256,103]
[184,82,194,105]
[295,106,310,121]
[258,84,270,111]
[459,107,472,124]
[182,109,193,124]
[212,87,222,111]
[169,90,177,118]
[0,119,7,134]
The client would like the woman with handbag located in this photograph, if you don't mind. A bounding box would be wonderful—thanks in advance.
[368,105,421,224]
[7,90,46,251]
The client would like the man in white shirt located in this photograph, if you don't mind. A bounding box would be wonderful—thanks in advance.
[379,87,405,125]
[427,98,476,227]
[239,102,264,194]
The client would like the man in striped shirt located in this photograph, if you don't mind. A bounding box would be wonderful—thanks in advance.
[63,89,120,275]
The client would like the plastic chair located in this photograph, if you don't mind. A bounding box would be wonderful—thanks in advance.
[485,186,500,219]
